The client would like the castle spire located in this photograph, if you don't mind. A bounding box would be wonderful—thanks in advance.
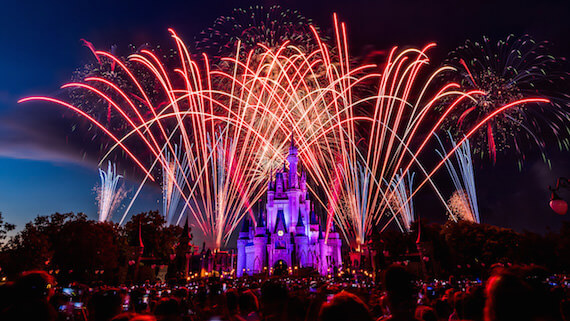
[310,204,318,225]
[274,209,287,234]
[289,132,296,154]
[295,208,306,236]
[257,206,265,228]
[287,132,299,188]
[240,217,250,233]
[296,209,305,227]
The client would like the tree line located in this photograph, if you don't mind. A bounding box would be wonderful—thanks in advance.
[373,219,570,277]
[0,211,184,284]
[1,211,569,283]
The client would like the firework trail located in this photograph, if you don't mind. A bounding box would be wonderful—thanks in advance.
[19,12,550,249]
[388,170,415,232]
[335,161,369,246]
[443,35,570,165]
[436,133,479,223]
[96,161,127,222]
[162,142,190,226]
[325,37,466,247]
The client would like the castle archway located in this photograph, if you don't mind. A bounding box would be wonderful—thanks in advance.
[273,259,288,276]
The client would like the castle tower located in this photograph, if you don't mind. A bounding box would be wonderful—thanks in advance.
[251,208,267,273]
[294,209,309,267]
[236,218,250,277]
[327,221,343,273]
[287,135,299,189]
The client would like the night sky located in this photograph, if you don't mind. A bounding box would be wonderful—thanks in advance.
[0,0,569,242]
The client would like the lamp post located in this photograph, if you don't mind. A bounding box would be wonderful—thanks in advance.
[549,177,569,215]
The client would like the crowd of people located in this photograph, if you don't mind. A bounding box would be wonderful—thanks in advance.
[0,264,568,321]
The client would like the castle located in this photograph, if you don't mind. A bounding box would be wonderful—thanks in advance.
[236,138,342,277]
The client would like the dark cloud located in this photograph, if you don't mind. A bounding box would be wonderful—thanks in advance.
[0,100,101,167]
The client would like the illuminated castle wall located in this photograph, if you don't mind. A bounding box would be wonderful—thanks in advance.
[237,139,342,277]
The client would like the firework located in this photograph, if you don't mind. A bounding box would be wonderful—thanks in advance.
[436,133,479,223]
[447,190,476,222]
[162,142,190,226]
[96,162,127,222]
[327,42,462,247]
[388,170,415,232]
[19,13,550,249]
[442,35,570,165]
[195,5,321,59]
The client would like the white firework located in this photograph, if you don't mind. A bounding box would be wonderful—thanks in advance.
[437,133,480,223]
[162,143,190,226]
[96,162,127,222]
[388,170,415,232]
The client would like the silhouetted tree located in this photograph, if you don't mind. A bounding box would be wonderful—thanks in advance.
[0,212,15,241]
[124,211,183,260]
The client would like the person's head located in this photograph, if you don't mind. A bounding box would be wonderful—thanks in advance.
[434,298,451,320]
[260,281,288,319]
[415,305,437,321]
[287,295,309,321]
[153,297,181,320]
[88,288,123,321]
[238,289,259,315]
[383,265,417,316]
[319,291,373,321]
[225,288,239,314]
[4,271,57,321]
[173,287,188,301]
[14,270,55,301]
[130,288,149,313]
[484,270,534,321]
[455,285,484,321]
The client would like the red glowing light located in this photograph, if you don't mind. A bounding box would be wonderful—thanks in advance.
[550,199,568,215]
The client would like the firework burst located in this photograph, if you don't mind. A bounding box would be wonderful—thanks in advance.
[447,190,476,222]
[442,35,570,165]
[19,13,550,249]
[195,5,321,59]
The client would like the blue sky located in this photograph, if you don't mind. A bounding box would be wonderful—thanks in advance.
[0,158,161,232]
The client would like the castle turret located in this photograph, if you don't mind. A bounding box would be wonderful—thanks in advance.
[309,205,320,241]
[318,224,328,274]
[239,217,250,238]
[294,209,309,267]
[282,162,289,189]
[237,218,250,277]
[327,221,343,272]
[276,172,283,194]
[255,207,266,236]
[267,174,275,205]
[295,209,305,236]
[287,135,299,189]
[300,169,307,193]
[253,209,268,273]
